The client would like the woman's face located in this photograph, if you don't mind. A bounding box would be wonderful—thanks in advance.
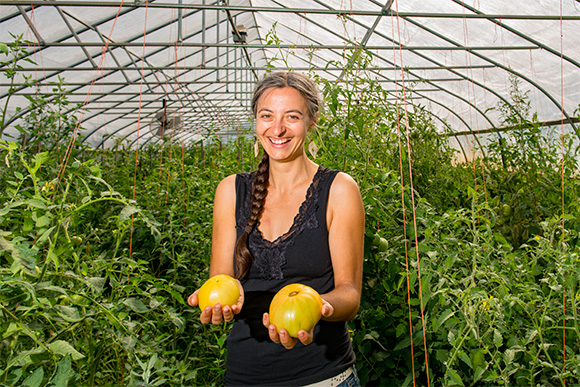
[255,86,315,163]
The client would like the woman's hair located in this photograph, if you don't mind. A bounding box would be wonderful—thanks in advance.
[233,72,321,279]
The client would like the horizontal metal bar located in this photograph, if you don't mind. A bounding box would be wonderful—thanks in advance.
[9,87,449,98]
[0,69,491,88]
[0,81,259,87]
[28,42,540,51]
[447,117,580,136]
[3,65,501,72]
[11,91,252,97]
[1,2,578,20]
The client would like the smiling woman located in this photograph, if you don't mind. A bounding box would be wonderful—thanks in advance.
[187,72,365,386]
[255,86,312,163]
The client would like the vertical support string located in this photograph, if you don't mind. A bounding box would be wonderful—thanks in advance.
[129,0,149,259]
[559,0,566,383]
[390,7,415,386]
[54,1,126,197]
[392,1,430,385]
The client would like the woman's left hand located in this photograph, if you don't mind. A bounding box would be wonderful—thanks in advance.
[262,298,334,349]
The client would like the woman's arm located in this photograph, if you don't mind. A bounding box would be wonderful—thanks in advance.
[187,174,244,324]
[209,174,238,277]
[322,171,365,321]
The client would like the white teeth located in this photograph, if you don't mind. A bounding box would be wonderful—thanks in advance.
[270,138,290,145]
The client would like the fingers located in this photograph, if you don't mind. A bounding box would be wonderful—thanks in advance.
[297,329,313,346]
[321,298,334,318]
[199,305,213,324]
[187,289,199,307]
[263,313,301,350]
[221,305,235,322]
[198,303,235,325]
[211,304,224,325]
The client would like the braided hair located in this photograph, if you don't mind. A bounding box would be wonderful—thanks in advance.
[233,72,321,279]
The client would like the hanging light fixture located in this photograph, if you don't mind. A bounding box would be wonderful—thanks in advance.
[232,25,247,43]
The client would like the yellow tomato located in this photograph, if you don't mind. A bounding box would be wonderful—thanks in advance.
[198,274,240,311]
[269,283,323,338]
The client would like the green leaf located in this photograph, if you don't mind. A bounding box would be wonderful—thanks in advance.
[470,348,485,369]
[123,297,149,313]
[35,215,51,228]
[26,199,47,210]
[458,350,472,369]
[447,368,465,386]
[168,287,185,305]
[48,355,72,386]
[473,364,488,384]
[0,42,8,54]
[504,348,515,366]
[87,277,105,294]
[493,329,503,348]
[32,152,49,174]
[9,242,38,275]
[448,330,456,346]
[54,305,81,322]
[21,367,44,387]
[119,205,140,222]
[36,226,56,246]
[47,341,84,360]
[525,329,538,345]
[435,308,456,330]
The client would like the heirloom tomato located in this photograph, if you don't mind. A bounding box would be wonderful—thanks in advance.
[198,274,240,311]
[269,283,323,338]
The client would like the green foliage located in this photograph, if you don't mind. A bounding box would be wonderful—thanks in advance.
[1,34,37,135]
[0,139,252,386]
[1,37,579,387]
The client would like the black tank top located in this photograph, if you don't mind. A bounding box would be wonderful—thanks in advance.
[223,165,355,386]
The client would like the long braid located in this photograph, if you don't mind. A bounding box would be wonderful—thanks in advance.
[234,152,270,278]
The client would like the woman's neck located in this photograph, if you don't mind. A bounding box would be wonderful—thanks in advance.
[267,156,318,193]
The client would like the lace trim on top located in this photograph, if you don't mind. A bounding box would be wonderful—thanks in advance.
[237,166,329,280]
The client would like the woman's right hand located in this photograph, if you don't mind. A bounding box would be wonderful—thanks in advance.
[187,280,245,325]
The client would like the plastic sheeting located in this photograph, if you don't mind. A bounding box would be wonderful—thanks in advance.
[1,0,579,152]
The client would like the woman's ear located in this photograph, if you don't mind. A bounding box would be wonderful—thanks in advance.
[308,113,319,131]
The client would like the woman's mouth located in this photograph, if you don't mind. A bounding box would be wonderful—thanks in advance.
[269,137,291,145]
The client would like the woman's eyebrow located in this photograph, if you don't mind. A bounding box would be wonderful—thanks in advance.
[284,109,304,116]
[257,108,304,116]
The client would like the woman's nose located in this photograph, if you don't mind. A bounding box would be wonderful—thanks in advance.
[271,117,286,136]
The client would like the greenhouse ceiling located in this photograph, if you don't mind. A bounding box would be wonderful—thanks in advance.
[1,0,579,151]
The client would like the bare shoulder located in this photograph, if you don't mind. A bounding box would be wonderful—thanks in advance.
[329,171,362,199]
[215,174,237,198]
[327,171,364,225]
[213,174,237,215]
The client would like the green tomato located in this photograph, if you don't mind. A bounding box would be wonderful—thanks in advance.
[501,204,512,218]
[71,294,89,305]
[378,237,389,252]
[71,236,83,246]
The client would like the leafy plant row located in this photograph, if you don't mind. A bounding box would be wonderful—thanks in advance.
[2,37,580,386]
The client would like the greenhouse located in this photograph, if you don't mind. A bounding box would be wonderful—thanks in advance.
[1,0,579,385]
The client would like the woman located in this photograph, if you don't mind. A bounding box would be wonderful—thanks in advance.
[188,71,365,386]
